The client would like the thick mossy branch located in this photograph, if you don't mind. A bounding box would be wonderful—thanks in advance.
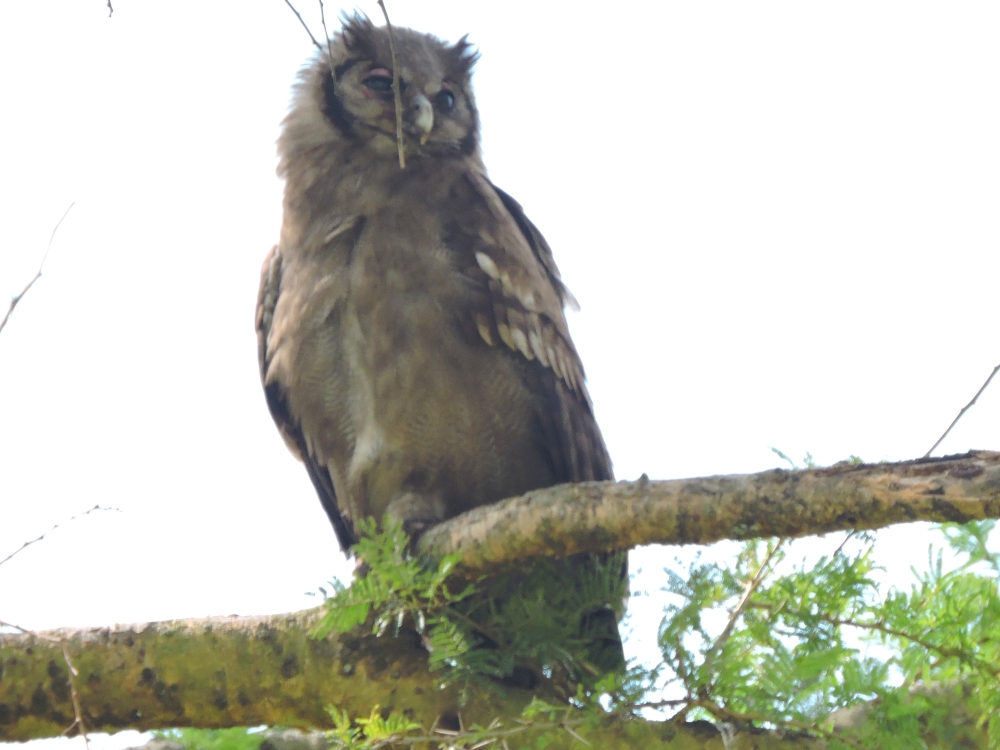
[421,451,1000,573]
[0,613,818,748]
[0,611,538,742]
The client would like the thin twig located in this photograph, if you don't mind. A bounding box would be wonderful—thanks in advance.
[61,643,90,750]
[630,698,688,710]
[701,539,785,680]
[0,202,74,336]
[820,615,999,676]
[832,529,858,558]
[0,502,117,746]
[924,363,1000,457]
[317,0,336,74]
[0,621,90,748]
[376,0,406,169]
[0,619,60,641]
[561,723,590,746]
[281,0,325,54]
[0,504,118,570]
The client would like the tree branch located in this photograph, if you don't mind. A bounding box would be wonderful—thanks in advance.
[0,614,807,748]
[3,453,998,747]
[421,451,1000,574]
[700,538,784,682]
[0,611,535,742]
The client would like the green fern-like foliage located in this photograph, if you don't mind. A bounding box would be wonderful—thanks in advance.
[657,521,999,748]
[298,506,998,748]
[312,518,475,640]
[313,517,627,697]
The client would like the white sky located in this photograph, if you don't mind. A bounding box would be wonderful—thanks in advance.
[1,1,999,746]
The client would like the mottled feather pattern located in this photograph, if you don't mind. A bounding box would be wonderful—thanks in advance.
[463,179,591,405]
[257,15,623,675]
[257,17,613,548]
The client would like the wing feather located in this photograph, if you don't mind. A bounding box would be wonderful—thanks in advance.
[256,245,357,549]
[456,172,613,482]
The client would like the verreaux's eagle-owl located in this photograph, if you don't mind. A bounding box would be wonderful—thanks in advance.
[255,16,615,552]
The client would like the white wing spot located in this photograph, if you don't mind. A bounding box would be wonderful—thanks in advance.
[546,345,558,369]
[475,314,495,346]
[511,328,534,360]
[497,323,517,350]
[475,252,501,280]
[528,330,548,366]
[323,217,358,243]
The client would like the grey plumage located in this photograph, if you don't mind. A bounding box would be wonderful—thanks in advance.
[256,16,613,552]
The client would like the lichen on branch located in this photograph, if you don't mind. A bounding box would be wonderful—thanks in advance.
[421,451,1000,573]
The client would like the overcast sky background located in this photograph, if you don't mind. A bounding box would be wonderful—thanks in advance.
[2,1,999,747]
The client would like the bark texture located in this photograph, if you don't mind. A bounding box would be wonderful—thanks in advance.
[2,453,997,747]
[0,615,819,748]
[422,450,1000,573]
[0,611,526,742]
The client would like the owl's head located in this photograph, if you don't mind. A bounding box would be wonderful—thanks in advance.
[280,14,480,170]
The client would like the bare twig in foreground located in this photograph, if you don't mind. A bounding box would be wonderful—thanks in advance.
[0,619,58,641]
[1,503,117,744]
[0,202,74,336]
[925,363,1000,457]
[0,504,118,570]
[318,1,338,76]
[281,0,326,55]
[0,621,90,749]
[376,0,406,169]
[60,642,90,750]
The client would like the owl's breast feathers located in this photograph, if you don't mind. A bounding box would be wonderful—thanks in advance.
[257,164,612,549]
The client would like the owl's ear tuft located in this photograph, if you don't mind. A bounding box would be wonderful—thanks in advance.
[445,34,479,79]
[340,12,378,60]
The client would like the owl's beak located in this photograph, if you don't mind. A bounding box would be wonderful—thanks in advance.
[408,93,434,145]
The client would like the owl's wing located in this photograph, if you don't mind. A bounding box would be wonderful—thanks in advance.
[256,245,357,550]
[490,184,581,315]
[457,171,614,482]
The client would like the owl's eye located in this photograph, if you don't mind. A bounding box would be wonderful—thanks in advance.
[435,90,456,113]
[363,74,394,94]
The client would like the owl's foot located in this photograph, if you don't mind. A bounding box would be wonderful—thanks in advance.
[385,491,447,539]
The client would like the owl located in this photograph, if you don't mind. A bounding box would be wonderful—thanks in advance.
[256,15,614,551]
[256,13,624,678]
